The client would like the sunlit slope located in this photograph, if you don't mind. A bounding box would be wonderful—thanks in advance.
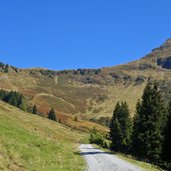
[0,38,171,119]
[0,101,86,171]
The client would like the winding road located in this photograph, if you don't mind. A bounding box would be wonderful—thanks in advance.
[79,144,144,171]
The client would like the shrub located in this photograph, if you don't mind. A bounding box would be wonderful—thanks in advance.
[89,127,108,148]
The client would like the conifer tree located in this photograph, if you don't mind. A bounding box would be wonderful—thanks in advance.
[132,99,141,156]
[12,95,18,106]
[19,95,27,111]
[32,105,37,114]
[132,81,167,163]
[0,89,6,100]
[110,101,132,153]
[48,108,57,121]
[162,103,171,168]
[0,89,27,111]
[7,91,14,105]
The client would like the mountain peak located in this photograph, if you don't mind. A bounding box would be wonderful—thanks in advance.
[162,38,171,47]
[151,38,171,53]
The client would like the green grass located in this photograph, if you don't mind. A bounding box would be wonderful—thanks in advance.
[0,101,86,171]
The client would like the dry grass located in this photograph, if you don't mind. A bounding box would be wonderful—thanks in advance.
[0,44,171,120]
[62,116,109,134]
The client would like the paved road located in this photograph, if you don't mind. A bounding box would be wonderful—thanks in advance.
[79,144,144,171]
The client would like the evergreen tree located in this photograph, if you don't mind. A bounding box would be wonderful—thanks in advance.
[0,89,6,100]
[48,108,57,121]
[32,105,37,114]
[132,81,167,163]
[162,103,171,169]
[18,95,26,111]
[6,91,13,104]
[12,95,18,106]
[0,89,27,111]
[132,99,142,156]
[110,101,132,153]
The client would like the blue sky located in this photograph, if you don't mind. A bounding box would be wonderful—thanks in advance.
[0,0,171,70]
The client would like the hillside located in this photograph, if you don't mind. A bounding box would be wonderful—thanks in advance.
[0,98,162,171]
[0,101,88,171]
[0,38,171,120]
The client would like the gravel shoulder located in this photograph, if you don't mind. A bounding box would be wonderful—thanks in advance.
[79,144,145,171]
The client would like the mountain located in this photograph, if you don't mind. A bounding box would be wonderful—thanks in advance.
[0,38,171,121]
[0,98,161,171]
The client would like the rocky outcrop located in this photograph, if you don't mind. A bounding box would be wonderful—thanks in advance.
[157,56,171,69]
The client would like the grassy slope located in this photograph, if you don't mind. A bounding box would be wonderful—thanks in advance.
[1,45,171,120]
[1,39,171,121]
[0,101,87,171]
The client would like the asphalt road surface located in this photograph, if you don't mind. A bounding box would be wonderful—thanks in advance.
[79,144,144,171]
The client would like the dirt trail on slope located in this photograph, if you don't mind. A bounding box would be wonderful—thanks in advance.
[79,144,144,171]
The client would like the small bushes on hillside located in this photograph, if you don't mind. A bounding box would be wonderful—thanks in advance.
[89,127,103,145]
[90,117,111,127]
[89,127,110,148]
[0,62,20,73]
[77,69,101,75]
[39,70,57,76]
[0,63,9,72]
[10,65,19,72]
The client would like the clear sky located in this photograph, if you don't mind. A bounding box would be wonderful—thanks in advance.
[0,0,171,70]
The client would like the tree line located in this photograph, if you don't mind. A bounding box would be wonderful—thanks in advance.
[0,89,58,122]
[0,62,20,73]
[0,89,26,110]
[90,81,171,170]
[109,81,171,170]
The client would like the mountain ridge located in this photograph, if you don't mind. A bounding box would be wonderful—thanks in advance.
[0,38,171,121]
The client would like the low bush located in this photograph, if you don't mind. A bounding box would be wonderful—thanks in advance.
[89,127,110,148]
